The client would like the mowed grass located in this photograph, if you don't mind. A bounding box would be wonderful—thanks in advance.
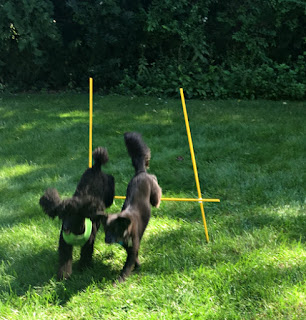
[0,93,305,319]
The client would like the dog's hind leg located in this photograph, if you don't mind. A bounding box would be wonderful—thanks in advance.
[58,234,73,280]
[134,251,141,270]
[117,244,139,283]
[79,239,94,270]
[118,254,135,283]
[79,224,98,270]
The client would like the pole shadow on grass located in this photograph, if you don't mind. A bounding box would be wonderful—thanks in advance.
[241,204,306,243]
[138,200,306,275]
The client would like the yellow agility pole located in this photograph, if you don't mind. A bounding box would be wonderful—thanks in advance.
[180,88,210,242]
[89,77,93,168]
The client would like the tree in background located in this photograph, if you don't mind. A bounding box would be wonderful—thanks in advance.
[0,0,305,99]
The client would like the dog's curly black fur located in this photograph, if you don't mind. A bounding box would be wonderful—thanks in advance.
[39,147,115,280]
[101,132,162,283]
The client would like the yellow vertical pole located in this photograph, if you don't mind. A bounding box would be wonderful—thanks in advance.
[89,78,93,168]
[180,88,209,243]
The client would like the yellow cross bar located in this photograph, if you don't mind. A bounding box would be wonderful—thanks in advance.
[114,195,220,203]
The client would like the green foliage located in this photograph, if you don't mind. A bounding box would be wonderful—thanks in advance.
[119,55,306,100]
[0,0,60,89]
[121,0,305,99]
[0,0,305,98]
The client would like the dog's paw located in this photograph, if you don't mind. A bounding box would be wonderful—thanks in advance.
[57,270,71,281]
[113,276,125,287]
[57,266,72,281]
[134,263,141,272]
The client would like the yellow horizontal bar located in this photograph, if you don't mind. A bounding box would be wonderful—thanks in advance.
[114,196,220,203]
[161,197,220,203]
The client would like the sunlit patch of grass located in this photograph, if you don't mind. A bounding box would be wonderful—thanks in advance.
[59,111,88,119]
[0,163,42,178]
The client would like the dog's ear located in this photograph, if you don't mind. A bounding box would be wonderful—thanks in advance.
[39,188,62,219]
[150,175,162,208]
[104,175,115,208]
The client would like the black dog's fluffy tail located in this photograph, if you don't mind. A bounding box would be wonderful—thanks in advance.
[124,132,151,173]
[92,147,109,169]
[39,188,62,219]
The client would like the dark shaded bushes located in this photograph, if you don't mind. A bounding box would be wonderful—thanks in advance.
[0,0,305,99]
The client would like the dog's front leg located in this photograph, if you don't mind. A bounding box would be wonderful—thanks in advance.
[118,248,136,283]
[58,233,73,280]
[135,251,141,270]
[117,241,139,283]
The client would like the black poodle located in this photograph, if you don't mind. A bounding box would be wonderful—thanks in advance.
[101,132,162,283]
[39,147,115,280]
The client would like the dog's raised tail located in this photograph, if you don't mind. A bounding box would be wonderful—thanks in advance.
[92,147,109,169]
[124,132,151,172]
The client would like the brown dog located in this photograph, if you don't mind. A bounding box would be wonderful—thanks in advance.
[101,132,162,283]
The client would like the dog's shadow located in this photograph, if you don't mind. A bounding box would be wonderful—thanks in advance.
[1,247,117,306]
[53,260,117,306]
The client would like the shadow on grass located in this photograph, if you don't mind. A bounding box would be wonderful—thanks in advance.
[139,222,240,276]
[0,246,117,305]
[0,166,77,228]
[222,262,306,304]
[212,201,306,243]
[154,198,306,242]
[137,201,306,277]
[51,261,117,306]
[0,203,304,306]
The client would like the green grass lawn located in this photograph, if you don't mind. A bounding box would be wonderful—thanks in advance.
[0,93,305,319]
